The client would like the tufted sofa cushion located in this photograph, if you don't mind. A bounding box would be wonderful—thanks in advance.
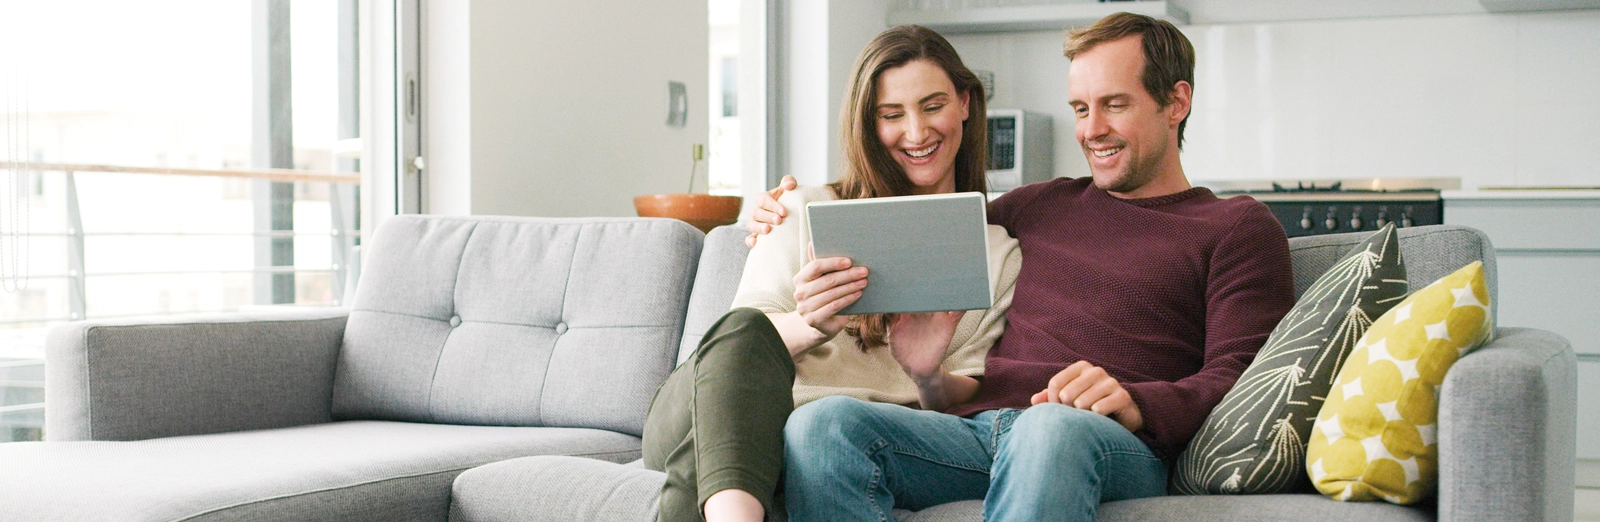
[331,216,703,437]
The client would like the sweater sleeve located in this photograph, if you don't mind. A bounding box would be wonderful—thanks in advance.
[942,225,1023,377]
[986,178,1053,232]
[728,189,819,314]
[1121,202,1295,459]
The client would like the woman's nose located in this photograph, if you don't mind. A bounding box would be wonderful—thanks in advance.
[904,114,928,144]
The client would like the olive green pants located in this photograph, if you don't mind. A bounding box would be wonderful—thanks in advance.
[643,308,795,522]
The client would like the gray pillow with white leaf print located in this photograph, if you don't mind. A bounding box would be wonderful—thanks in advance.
[1171,224,1406,495]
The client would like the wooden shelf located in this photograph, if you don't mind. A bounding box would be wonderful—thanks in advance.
[886,2,1189,35]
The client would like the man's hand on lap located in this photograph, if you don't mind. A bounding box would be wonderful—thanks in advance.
[1030,361,1145,433]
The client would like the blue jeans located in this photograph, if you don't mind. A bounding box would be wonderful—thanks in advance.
[783,396,1168,522]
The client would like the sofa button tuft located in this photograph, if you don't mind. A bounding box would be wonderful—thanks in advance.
[555,322,568,335]
[449,316,462,327]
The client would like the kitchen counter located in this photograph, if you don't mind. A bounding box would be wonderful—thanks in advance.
[1443,188,1600,200]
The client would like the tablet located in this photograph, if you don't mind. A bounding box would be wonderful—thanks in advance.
[805,192,992,315]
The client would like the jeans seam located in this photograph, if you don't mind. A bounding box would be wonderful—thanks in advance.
[865,438,891,522]
[884,444,992,474]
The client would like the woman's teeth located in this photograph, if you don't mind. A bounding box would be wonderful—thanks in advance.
[906,143,939,158]
[1093,146,1123,158]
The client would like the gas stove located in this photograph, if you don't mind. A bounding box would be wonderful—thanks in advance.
[1202,178,1458,237]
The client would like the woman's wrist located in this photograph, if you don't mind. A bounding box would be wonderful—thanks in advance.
[911,366,948,389]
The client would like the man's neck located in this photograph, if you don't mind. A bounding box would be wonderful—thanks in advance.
[1108,165,1191,200]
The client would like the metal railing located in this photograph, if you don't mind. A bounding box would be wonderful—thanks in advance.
[0,161,362,323]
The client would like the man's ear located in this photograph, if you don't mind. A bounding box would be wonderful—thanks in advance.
[1167,81,1193,127]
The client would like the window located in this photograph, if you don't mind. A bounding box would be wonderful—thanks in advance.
[0,0,369,442]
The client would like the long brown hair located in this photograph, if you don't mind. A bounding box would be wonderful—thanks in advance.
[829,25,988,349]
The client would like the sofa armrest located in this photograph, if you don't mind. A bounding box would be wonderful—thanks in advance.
[1437,327,1576,522]
[45,308,350,441]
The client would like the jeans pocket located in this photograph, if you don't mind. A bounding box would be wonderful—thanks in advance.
[989,408,1022,451]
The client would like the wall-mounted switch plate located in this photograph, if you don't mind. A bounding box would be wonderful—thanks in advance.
[666,81,688,128]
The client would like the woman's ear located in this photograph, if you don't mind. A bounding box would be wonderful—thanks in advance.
[959,90,971,121]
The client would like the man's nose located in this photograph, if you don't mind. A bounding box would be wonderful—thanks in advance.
[1079,109,1108,141]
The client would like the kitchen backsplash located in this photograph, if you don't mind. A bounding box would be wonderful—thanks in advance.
[944,10,1600,189]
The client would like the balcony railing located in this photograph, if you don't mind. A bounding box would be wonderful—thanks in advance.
[0,161,361,442]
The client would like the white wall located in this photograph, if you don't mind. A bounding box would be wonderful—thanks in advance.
[943,10,1600,189]
[425,0,709,217]
[781,0,891,186]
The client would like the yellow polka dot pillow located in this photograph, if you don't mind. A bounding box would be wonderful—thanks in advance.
[1305,261,1493,504]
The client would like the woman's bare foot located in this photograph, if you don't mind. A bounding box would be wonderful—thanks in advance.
[703,488,764,522]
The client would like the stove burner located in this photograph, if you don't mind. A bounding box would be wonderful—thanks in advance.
[1272,181,1342,192]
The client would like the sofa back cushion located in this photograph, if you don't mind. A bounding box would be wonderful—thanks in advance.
[1285,225,1496,319]
[678,225,752,365]
[332,216,703,437]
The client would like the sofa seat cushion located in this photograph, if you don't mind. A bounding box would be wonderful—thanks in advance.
[450,456,665,522]
[0,420,640,522]
[446,457,1433,522]
[891,495,1432,521]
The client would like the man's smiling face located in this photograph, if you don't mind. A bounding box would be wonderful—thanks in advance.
[1068,35,1189,199]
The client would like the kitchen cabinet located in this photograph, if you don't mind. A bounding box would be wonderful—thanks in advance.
[1444,191,1600,459]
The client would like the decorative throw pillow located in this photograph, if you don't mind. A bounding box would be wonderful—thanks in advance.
[1172,225,1406,495]
[1306,261,1494,504]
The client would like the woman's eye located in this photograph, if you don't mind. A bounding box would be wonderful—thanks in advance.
[923,104,944,113]
[881,112,903,121]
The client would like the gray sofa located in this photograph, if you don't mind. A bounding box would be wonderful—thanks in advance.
[0,216,1576,522]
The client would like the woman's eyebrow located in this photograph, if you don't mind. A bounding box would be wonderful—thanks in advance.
[877,91,951,111]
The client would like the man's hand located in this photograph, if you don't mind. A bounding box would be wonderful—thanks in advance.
[791,256,867,340]
[1030,361,1144,432]
[745,175,798,247]
[887,312,963,382]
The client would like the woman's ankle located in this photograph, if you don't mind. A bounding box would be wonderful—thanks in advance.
[703,488,764,522]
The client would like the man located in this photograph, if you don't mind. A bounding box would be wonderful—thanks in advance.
[748,13,1294,521]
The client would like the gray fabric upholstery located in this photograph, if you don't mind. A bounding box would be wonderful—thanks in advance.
[678,225,752,365]
[44,308,350,441]
[333,216,702,437]
[0,420,641,522]
[444,460,1433,522]
[450,456,663,522]
[892,495,1428,522]
[1438,327,1576,522]
[1286,225,1497,322]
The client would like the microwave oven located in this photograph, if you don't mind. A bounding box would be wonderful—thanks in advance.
[986,109,1053,193]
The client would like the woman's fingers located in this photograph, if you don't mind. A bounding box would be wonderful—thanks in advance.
[793,259,865,302]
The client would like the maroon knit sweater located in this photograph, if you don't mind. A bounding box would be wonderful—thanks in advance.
[947,177,1294,460]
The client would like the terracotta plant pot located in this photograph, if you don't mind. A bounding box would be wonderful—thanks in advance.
[633,194,743,233]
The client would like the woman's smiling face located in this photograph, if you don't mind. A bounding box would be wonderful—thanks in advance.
[873,58,969,195]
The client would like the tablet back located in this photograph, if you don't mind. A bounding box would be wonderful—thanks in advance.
[806,192,992,315]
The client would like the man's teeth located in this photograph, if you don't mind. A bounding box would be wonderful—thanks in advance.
[1093,147,1122,158]
[906,143,938,158]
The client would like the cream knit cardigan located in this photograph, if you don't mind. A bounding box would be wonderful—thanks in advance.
[731,185,1023,408]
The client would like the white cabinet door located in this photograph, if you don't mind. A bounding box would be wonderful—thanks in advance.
[1580,360,1600,460]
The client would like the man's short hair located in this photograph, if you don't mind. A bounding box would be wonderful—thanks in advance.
[1064,12,1196,148]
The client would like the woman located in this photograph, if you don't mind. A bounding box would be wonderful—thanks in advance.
[641,25,1021,522]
